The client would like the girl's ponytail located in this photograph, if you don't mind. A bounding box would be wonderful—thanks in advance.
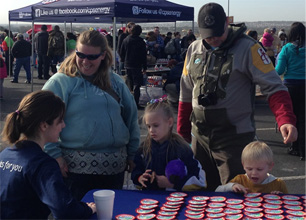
[1,111,22,144]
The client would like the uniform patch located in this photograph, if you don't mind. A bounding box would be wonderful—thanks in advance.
[251,43,274,73]
[258,47,271,64]
[194,58,201,64]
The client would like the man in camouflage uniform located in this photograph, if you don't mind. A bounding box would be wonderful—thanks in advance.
[177,3,297,191]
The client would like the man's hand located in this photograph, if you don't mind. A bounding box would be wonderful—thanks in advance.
[280,123,298,144]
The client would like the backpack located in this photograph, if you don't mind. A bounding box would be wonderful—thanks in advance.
[52,32,64,49]
[164,39,176,55]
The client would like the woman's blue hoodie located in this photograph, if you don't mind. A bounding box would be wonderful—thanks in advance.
[42,71,140,160]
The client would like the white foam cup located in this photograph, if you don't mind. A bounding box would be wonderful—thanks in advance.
[93,190,115,220]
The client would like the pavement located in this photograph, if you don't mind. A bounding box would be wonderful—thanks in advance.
[0,70,305,194]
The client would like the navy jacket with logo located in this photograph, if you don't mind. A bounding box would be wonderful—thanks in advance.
[0,140,92,219]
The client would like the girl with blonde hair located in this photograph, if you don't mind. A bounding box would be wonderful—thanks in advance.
[132,97,206,191]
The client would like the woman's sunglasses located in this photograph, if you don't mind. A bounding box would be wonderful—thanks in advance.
[75,50,103,60]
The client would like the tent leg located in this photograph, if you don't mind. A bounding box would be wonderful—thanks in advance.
[31,21,34,91]
[8,14,12,79]
[192,20,194,33]
[112,17,117,73]
[64,21,67,57]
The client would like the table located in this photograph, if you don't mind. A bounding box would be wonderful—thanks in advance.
[146,68,170,76]
[82,189,305,219]
[121,68,170,77]
[82,190,236,219]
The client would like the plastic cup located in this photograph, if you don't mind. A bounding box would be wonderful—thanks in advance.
[93,190,115,220]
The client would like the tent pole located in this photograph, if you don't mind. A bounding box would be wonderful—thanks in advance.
[112,17,116,73]
[192,20,194,33]
[64,21,67,57]
[31,21,34,91]
[8,12,12,81]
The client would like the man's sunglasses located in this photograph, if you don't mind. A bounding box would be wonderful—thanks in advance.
[75,50,103,60]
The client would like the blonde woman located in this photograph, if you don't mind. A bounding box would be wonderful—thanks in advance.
[42,30,140,200]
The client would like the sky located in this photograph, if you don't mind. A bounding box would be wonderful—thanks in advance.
[1,0,305,24]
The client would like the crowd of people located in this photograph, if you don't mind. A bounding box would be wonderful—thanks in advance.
[142,27,196,62]
[0,2,305,219]
[0,25,77,84]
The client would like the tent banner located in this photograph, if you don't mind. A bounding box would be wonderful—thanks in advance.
[33,5,113,19]
[131,6,183,17]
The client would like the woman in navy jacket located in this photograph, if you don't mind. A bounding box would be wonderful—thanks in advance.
[0,90,95,219]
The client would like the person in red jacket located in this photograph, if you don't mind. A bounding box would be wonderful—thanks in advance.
[177,3,297,191]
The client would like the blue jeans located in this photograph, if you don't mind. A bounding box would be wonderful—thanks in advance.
[13,57,31,82]
[118,62,125,75]
[126,68,143,106]
[38,54,50,79]
[285,82,305,157]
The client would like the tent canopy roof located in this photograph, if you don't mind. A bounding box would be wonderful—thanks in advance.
[9,0,194,23]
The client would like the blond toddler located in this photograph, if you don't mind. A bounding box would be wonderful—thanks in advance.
[216,141,288,194]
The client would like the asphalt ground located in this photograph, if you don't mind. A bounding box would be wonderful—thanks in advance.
[0,70,305,194]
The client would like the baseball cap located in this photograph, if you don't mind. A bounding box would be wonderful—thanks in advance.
[16,33,24,39]
[278,31,285,38]
[99,29,108,36]
[198,3,227,39]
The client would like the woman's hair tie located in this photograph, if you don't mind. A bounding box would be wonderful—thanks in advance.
[15,110,20,115]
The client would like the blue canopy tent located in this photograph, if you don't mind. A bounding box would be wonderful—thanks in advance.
[30,0,194,23]
[9,0,194,23]
[9,0,194,88]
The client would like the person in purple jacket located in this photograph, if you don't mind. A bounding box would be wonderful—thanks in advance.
[0,90,96,219]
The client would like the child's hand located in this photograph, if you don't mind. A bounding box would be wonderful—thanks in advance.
[138,169,155,187]
[156,175,174,189]
[270,191,282,194]
[232,183,248,194]
[87,202,96,214]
